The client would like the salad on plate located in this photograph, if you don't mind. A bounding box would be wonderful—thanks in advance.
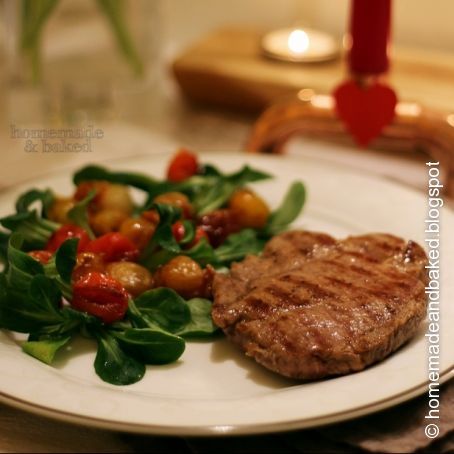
[0,150,305,385]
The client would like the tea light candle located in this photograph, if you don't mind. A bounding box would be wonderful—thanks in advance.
[261,27,339,63]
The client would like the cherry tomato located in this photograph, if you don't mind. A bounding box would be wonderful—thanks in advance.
[167,149,198,182]
[155,256,204,299]
[46,224,90,253]
[28,250,52,264]
[172,221,186,243]
[188,226,209,248]
[171,222,208,248]
[119,217,156,250]
[105,262,154,297]
[84,232,139,262]
[229,188,270,229]
[71,272,129,324]
[72,252,105,283]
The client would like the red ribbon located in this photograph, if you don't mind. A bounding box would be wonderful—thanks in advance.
[348,0,392,75]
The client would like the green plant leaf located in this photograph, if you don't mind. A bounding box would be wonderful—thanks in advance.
[94,328,145,386]
[179,220,195,245]
[43,238,78,299]
[22,335,70,364]
[132,288,191,333]
[6,233,44,290]
[67,190,96,239]
[0,276,63,333]
[74,163,272,214]
[193,165,272,214]
[140,203,182,268]
[0,211,59,250]
[73,165,160,191]
[177,298,218,338]
[214,229,265,265]
[0,231,8,267]
[54,238,78,284]
[263,181,306,236]
[15,188,54,217]
[114,328,185,364]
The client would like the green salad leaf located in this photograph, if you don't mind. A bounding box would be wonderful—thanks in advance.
[129,288,191,333]
[93,328,145,386]
[215,229,265,265]
[176,298,218,338]
[67,190,96,239]
[73,163,272,214]
[73,164,161,192]
[43,238,78,299]
[15,188,54,216]
[191,165,272,215]
[0,210,59,250]
[22,335,71,365]
[0,231,8,267]
[0,188,59,250]
[129,289,217,340]
[114,328,185,364]
[6,233,44,291]
[263,181,306,236]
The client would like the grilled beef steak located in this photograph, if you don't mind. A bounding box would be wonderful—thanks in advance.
[212,231,428,379]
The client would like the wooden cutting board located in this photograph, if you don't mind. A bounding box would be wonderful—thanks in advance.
[172,27,454,113]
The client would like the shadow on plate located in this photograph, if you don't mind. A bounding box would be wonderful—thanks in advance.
[210,337,301,390]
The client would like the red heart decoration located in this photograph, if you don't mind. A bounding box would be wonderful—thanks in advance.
[334,80,397,146]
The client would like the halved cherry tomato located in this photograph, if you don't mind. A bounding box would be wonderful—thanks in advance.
[28,250,52,265]
[84,232,139,262]
[46,224,90,253]
[167,149,198,182]
[172,221,186,243]
[172,222,208,249]
[188,226,209,248]
[71,271,129,324]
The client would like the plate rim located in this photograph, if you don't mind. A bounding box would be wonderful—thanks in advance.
[0,368,451,436]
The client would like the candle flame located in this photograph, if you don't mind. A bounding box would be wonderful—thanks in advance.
[288,29,309,55]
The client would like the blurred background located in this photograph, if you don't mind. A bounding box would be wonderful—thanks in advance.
[162,0,454,52]
[0,0,453,187]
[1,0,454,127]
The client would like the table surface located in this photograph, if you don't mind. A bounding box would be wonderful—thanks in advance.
[0,40,453,452]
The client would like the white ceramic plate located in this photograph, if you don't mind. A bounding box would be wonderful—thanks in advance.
[0,152,452,435]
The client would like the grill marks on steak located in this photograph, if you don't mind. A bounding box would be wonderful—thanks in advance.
[212,231,428,379]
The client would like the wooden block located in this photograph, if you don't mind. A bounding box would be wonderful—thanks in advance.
[172,27,454,113]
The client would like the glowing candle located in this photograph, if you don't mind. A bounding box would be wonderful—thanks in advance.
[261,27,339,63]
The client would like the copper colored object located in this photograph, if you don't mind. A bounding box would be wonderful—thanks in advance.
[246,91,454,197]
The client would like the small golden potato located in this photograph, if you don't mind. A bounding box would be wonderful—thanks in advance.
[153,192,192,218]
[75,181,133,215]
[156,256,204,298]
[228,188,270,229]
[106,261,154,297]
[119,217,156,250]
[100,184,134,214]
[47,197,75,223]
[90,209,128,235]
